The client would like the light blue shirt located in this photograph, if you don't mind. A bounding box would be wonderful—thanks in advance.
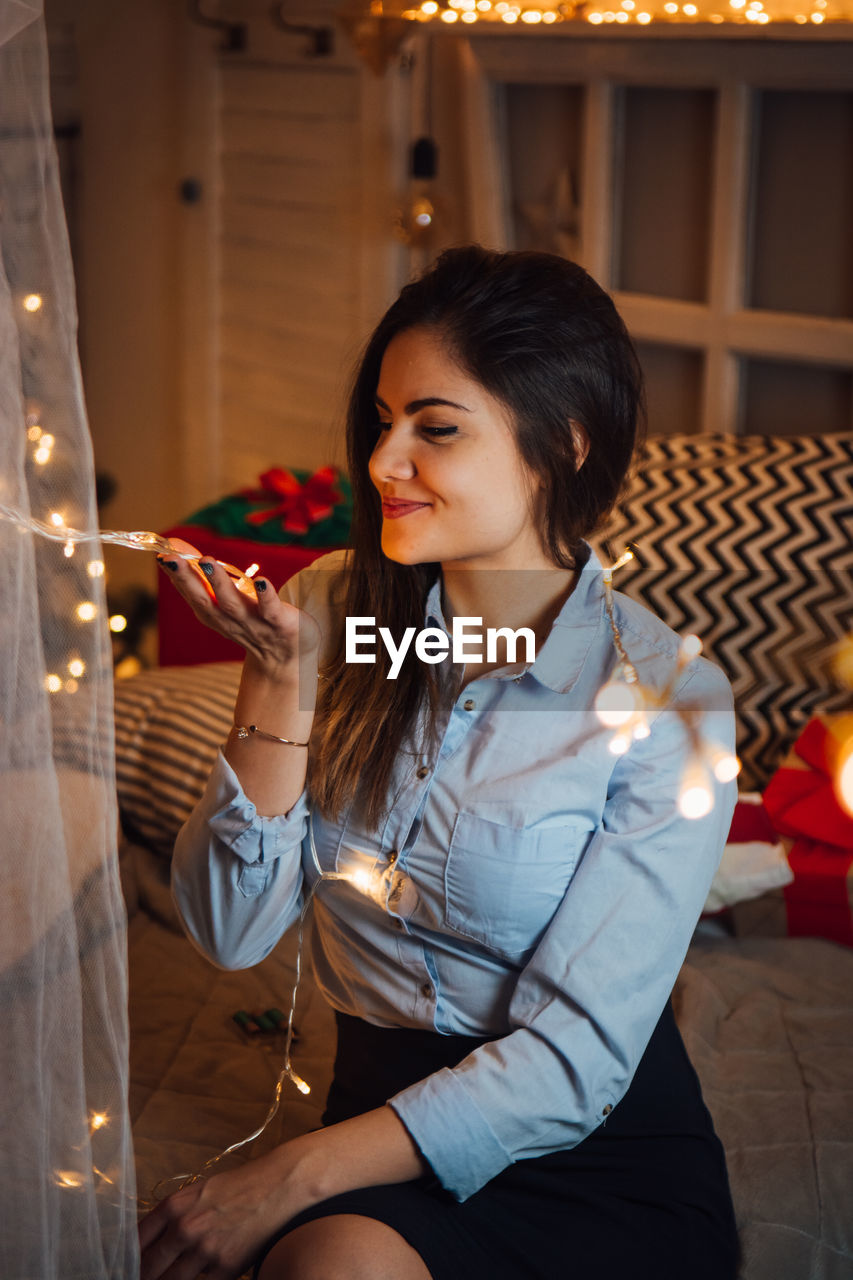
[171,546,736,1202]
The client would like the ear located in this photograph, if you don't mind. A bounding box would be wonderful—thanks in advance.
[569,419,590,471]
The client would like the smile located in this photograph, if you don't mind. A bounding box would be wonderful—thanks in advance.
[381,500,430,519]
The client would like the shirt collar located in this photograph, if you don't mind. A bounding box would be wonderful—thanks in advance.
[423,541,606,695]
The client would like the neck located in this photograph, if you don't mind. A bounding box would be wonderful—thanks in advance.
[440,562,579,654]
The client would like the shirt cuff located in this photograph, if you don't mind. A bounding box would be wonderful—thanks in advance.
[205,749,310,864]
[389,1067,512,1201]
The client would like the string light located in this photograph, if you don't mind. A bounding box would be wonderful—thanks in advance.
[403,0,853,21]
[599,551,741,817]
[23,293,43,312]
[75,602,97,622]
[109,614,128,634]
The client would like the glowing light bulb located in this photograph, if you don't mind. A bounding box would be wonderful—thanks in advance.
[595,679,644,728]
[682,4,697,13]
[810,10,825,20]
[707,744,740,783]
[588,10,604,20]
[65,679,79,694]
[609,732,631,756]
[440,6,459,18]
[664,3,678,9]
[109,613,128,633]
[501,8,519,17]
[636,11,651,21]
[350,868,372,893]
[542,8,557,17]
[678,761,713,819]
[27,424,42,442]
[76,602,97,621]
[522,8,543,19]
[49,511,64,527]
[55,1170,83,1189]
[286,1068,311,1095]
[23,293,43,312]
[68,658,86,678]
[680,634,702,659]
[63,541,75,558]
[462,8,478,17]
[477,0,493,7]
[45,673,62,693]
[34,445,51,465]
[90,1111,108,1131]
[421,1,439,12]
[87,559,105,578]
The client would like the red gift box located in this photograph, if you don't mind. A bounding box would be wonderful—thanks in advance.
[761,715,853,948]
[157,526,342,666]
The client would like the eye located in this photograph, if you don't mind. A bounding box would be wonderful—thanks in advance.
[421,425,458,439]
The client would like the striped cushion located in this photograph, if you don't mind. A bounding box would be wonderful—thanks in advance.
[114,663,241,857]
[596,434,853,791]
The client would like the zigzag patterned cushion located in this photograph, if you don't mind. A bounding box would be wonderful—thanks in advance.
[595,434,853,791]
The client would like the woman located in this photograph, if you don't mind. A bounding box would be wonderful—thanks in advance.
[141,246,739,1280]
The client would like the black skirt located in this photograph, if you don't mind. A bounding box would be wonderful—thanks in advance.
[255,1003,740,1280]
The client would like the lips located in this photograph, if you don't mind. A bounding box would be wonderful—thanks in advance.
[381,498,430,519]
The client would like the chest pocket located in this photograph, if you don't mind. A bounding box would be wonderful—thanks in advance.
[444,811,585,960]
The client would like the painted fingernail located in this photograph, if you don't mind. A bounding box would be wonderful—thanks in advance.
[255,579,267,593]
[158,558,179,571]
[200,561,215,579]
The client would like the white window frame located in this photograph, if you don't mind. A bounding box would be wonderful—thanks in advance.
[460,31,853,434]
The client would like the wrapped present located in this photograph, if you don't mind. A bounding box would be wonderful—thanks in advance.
[759,715,853,947]
[158,466,351,667]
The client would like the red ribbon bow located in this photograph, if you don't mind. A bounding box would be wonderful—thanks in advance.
[241,466,342,535]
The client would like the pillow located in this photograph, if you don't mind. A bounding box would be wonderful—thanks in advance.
[114,662,241,857]
[703,793,793,914]
[595,433,853,792]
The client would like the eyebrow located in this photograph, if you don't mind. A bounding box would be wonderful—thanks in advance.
[374,394,473,415]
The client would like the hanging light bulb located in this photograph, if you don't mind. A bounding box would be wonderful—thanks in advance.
[395,135,442,248]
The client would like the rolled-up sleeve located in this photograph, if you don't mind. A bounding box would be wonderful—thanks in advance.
[171,749,309,969]
[390,659,737,1201]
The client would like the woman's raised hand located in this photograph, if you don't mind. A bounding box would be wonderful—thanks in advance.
[157,539,321,679]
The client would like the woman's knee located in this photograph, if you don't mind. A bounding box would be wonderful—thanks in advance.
[257,1213,432,1280]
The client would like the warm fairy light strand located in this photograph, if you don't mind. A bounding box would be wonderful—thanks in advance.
[400,0,853,23]
[599,550,740,817]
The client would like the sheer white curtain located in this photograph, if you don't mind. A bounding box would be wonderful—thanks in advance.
[0,4,138,1276]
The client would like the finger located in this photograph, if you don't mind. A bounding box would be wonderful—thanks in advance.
[138,1205,168,1251]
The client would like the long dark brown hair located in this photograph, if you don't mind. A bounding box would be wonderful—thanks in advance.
[308,245,645,826]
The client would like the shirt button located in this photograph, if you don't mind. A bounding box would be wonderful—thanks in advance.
[420,982,433,999]
[602,1104,612,1116]
[387,850,398,864]
[416,766,430,779]
[463,698,475,711]
[513,675,523,684]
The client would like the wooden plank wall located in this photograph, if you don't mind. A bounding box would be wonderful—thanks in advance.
[216,8,367,488]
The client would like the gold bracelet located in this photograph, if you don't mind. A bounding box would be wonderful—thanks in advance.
[234,724,309,748]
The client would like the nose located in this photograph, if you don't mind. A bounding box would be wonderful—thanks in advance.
[369,423,417,483]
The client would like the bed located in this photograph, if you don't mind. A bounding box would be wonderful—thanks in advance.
[118,433,853,1278]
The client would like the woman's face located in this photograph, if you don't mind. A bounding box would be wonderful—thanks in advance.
[368,327,552,572]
